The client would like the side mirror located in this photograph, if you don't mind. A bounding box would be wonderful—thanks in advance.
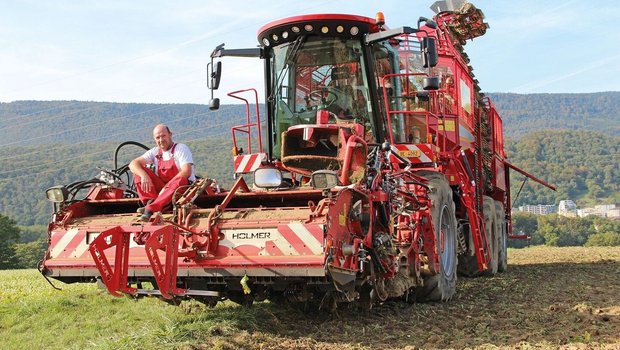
[207,60,222,110]
[208,61,222,90]
[422,37,438,68]
[209,98,220,111]
[254,168,283,188]
[311,170,339,190]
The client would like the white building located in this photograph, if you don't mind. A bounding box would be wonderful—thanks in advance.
[518,204,557,215]
[577,207,604,218]
[558,200,578,217]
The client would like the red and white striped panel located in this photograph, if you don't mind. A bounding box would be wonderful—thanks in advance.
[391,144,437,164]
[233,153,267,174]
[49,229,143,259]
[219,223,324,257]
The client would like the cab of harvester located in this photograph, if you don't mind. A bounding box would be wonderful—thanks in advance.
[210,13,444,177]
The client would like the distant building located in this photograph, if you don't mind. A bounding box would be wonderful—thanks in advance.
[558,200,578,217]
[517,204,557,215]
[608,208,620,220]
[577,204,619,218]
[577,207,604,218]
[595,204,617,213]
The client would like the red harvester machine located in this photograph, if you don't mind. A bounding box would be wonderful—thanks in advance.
[41,1,554,308]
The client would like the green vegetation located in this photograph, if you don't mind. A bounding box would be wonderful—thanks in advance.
[510,213,620,248]
[0,214,20,269]
[490,92,620,138]
[506,129,620,207]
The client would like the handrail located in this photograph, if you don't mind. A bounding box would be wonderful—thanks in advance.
[380,73,460,152]
[227,88,263,154]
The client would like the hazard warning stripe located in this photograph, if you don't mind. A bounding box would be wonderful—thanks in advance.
[234,153,267,173]
[57,231,86,258]
[277,224,316,256]
[287,222,323,254]
[50,228,79,258]
[50,230,144,260]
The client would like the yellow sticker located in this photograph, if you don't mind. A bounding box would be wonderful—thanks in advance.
[444,120,456,131]
[399,149,421,158]
[339,213,346,226]
[339,203,348,226]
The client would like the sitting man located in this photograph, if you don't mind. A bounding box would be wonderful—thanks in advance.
[129,123,196,221]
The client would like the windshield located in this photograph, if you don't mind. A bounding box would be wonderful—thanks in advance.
[270,37,372,158]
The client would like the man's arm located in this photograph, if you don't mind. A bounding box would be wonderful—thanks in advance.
[129,156,153,193]
[172,144,194,181]
[173,163,193,181]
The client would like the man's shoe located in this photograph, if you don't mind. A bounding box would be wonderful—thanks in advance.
[140,209,153,222]
[137,199,154,214]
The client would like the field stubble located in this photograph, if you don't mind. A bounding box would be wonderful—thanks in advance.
[0,246,619,350]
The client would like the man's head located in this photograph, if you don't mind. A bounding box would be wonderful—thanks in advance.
[153,124,173,151]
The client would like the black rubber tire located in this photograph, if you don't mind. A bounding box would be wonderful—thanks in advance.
[457,197,500,277]
[495,200,508,273]
[482,196,499,275]
[415,171,458,302]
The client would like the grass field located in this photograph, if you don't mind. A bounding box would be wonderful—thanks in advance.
[1,246,619,350]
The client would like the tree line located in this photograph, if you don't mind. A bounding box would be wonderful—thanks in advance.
[2,128,617,225]
[2,211,618,270]
[510,212,620,248]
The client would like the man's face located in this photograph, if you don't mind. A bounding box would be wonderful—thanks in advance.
[153,126,172,151]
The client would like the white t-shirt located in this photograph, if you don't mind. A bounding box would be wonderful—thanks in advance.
[142,143,196,182]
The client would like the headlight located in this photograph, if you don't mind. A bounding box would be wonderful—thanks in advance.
[254,168,283,188]
[46,186,69,203]
[311,170,339,190]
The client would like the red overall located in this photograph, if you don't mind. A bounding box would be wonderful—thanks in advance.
[134,144,189,213]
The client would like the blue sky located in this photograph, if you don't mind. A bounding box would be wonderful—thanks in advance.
[1,0,618,104]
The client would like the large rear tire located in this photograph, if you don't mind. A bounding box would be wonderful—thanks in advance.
[483,196,499,275]
[495,200,508,273]
[457,196,499,276]
[415,171,458,302]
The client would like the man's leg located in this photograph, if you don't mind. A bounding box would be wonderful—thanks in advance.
[134,166,166,203]
[145,176,189,213]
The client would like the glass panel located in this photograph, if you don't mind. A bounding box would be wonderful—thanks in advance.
[271,37,373,157]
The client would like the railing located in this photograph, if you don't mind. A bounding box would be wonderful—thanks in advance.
[228,88,263,155]
[381,73,460,152]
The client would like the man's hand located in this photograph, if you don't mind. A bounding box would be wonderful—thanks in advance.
[140,176,153,193]
[129,156,152,192]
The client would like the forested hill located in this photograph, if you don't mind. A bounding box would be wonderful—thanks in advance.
[1,92,619,225]
[506,130,619,207]
[1,92,619,145]
[489,92,620,138]
[0,101,251,147]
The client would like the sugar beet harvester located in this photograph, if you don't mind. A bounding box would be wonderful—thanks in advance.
[41,2,553,309]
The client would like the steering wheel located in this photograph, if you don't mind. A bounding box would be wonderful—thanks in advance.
[307,87,339,108]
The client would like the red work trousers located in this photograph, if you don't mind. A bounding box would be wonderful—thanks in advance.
[134,166,188,212]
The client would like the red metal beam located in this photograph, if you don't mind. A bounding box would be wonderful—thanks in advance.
[504,160,556,191]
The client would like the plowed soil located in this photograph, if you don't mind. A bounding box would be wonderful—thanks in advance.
[190,246,620,350]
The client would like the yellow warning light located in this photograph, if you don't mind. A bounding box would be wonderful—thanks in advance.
[232,146,238,156]
[375,12,385,26]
